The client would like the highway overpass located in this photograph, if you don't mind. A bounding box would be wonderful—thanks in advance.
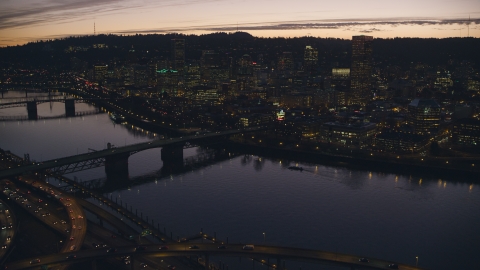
[5,243,426,270]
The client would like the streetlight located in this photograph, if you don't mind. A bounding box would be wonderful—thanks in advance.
[416,256,418,267]
[263,232,265,243]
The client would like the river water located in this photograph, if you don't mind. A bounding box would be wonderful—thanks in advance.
[1,91,479,270]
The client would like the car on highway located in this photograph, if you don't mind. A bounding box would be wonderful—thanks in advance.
[359,258,370,263]
[167,265,176,269]
[388,263,399,269]
[218,245,227,249]
[189,245,199,249]
[70,236,75,241]
[1,245,7,249]
[66,254,76,259]
[92,243,99,248]
[30,258,41,264]
[159,246,169,250]
[107,247,117,253]
[140,263,147,268]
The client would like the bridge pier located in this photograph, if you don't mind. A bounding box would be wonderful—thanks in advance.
[65,99,76,117]
[161,144,184,172]
[92,259,97,270]
[105,152,130,182]
[26,101,38,120]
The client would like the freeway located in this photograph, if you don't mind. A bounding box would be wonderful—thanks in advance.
[0,127,262,179]
[0,197,15,263]
[5,243,427,270]
[0,177,87,256]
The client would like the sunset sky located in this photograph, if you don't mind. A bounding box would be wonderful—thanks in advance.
[0,0,479,47]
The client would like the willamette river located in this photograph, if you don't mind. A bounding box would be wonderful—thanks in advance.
[1,91,479,270]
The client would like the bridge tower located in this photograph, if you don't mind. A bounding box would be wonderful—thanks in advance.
[65,99,76,117]
[26,101,38,120]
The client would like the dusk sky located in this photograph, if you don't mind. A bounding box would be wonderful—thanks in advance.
[0,0,479,47]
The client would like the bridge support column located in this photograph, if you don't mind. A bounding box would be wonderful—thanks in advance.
[205,254,210,270]
[276,258,282,270]
[65,99,76,117]
[161,144,184,171]
[105,152,130,182]
[92,259,97,270]
[26,101,38,120]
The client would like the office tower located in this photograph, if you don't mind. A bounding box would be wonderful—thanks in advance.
[237,54,254,92]
[171,39,185,76]
[156,69,179,97]
[350,35,373,107]
[304,46,318,74]
[407,98,441,135]
[331,68,350,107]
[94,65,108,84]
[277,52,294,74]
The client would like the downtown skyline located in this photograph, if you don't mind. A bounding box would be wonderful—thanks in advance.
[0,0,479,47]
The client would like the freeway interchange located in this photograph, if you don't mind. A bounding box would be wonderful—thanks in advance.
[0,149,426,270]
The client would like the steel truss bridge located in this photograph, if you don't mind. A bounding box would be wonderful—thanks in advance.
[0,127,262,179]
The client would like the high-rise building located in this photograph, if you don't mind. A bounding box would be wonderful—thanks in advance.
[350,35,373,107]
[171,39,185,76]
[407,98,441,135]
[303,46,318,74]
[94,65,108,84]
[237,54,254,92]
[277,52,294,74]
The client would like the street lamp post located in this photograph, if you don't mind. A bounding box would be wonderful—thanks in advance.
[416,256,418,267]
[263,232,265,243]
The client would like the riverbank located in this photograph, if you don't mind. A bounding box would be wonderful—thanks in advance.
[223,140,480,181]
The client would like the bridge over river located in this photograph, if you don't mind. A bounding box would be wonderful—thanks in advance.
[0,127,262,180]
